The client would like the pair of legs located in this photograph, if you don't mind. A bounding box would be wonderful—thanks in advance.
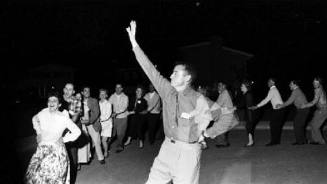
[77,124,91,170]
[216,132,230,147]
[101,120,113,157]
[145,138,202,184]
[245,119,257,146]
[101,136,111,157]
[112,117,128,152]
[268,109,285,145]
[293,108,310,144]
[205,113,239,147]
[65,143,78,184]
[86,125,104,161]
[125,114,147,148]
[309,108,327,144]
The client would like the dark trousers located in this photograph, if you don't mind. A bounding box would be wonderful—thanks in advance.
[269,109,285,144]
[293,108,310,144]
[245,120,257,136]
[126,114,147,141]
[113,117,128,148]
[147,113,161,144]
[65,143,78,184]
[216,132,230,145]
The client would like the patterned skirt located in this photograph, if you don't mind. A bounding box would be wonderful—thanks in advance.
[25,140,70,184]
[206,113,239,139]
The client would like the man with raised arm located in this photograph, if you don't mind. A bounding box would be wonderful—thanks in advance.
[126,21,211,184]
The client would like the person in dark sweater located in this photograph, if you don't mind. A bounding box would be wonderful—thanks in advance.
[238,80,257,147]
[124,85,148,148]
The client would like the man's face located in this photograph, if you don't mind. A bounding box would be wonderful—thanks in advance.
[99,90,107,100]
[63,83,74,98]
[170,65,190,88]
[82,88,90,98]
[115,85,123,95]
[48,96,60,112]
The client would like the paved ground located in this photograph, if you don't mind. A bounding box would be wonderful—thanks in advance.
[13,122,327,184]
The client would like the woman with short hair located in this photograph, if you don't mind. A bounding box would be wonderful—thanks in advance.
[25,91,81,184]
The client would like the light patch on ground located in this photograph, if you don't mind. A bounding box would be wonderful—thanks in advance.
[218,162,252,184]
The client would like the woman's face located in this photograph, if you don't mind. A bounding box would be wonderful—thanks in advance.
[48,96,60,112]
[218,83,225,93]
[136,88,143,98]
[99,91,107,100]
[75,93,82,101]
[313,79,320,89]
[241,84,248,93]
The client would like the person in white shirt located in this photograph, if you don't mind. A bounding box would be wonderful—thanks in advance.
[25,91,81,184]
[250,78,285,146]
[144,83,162,144]
[99,89,113,157]
[108,84,129,153]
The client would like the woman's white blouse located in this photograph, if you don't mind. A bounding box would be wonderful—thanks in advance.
[33,108,81,143]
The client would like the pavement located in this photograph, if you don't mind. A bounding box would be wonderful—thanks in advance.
[13,121,327,184]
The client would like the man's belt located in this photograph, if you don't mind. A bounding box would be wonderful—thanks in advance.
[166,137,197,144]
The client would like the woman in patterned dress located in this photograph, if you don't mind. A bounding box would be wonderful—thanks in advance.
[25,92,81,184]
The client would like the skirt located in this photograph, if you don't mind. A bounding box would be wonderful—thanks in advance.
[206,113,239,139]
[101,119,113,137]
[78,124,91,164]
[25,140,70,184]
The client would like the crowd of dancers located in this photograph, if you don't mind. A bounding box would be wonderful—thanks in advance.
[24,21,327,184]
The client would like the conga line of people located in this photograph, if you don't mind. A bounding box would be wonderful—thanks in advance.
[24,20,327,184]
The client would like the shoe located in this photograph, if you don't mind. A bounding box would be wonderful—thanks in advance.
[292,142,305,145]
[309,141,324,145]
[139,141,144,149]
[244,143,255,147]
[200,142,208,150]
[104,152,109,158]
[99,160,105,165]
[215,143,230,148]
[77,164,81,171]
[124,139,131,146]
[265,142,279,146]
[115,147,124,153]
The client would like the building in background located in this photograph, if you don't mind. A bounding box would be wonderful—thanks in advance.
[179,38,254,89]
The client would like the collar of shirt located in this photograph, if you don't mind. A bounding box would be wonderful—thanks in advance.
[100,99,109,104]
[180,86,193,96]
[115,93,125,98]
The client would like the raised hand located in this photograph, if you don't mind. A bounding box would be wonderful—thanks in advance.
[126,20,138,48]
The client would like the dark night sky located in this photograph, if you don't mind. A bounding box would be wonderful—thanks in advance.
[1,0,327,97]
